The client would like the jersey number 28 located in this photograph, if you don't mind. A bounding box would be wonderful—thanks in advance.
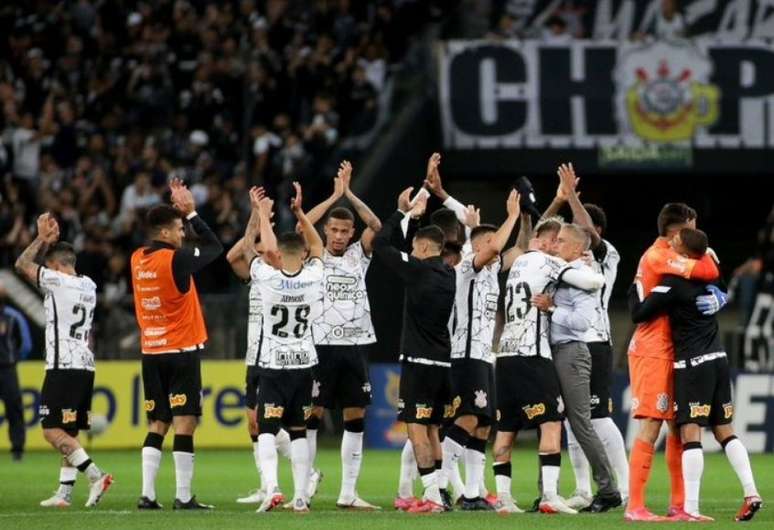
[270,305,311,338]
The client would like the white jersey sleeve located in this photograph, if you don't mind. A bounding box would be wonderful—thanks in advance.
[257,258,324,370]
[498,252,562,359]
[312,243,376,345]
[451,253,500,364]
[39,267,97,371]
[245,257,265,366]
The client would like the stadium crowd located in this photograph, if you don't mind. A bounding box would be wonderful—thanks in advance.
[0,0,450,294]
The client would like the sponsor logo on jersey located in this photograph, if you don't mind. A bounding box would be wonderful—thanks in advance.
[557,396,565,414]
[474,390,488,409]
[144,327,167,337]
[666,258,688,275]
[38,405,50,417]
[631,397,640,411]
[656,393,670,413]
[590,394,600,407]
[169,394,188,408]
[362,382,372,396]
[281,294,305,303]
[331,326,365,339]
[485,294,498,320]
[326,275,363,301]
[723,403,734,419]
[141,296,162,311]
[523,403,546,420]
[136,270,157,280]
[144,400,156,412]
[690,403,711,418]
[62,409,77,424]
[279,279,316,290]
[444,396,462,418]
[396,399,405,412]
[144,338,168,347]
[415,404,433,420]
[263,404,284,419]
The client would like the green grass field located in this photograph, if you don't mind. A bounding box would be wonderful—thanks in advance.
[1,446,770,529]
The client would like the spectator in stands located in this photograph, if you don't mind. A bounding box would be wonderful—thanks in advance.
[634,0,687,40]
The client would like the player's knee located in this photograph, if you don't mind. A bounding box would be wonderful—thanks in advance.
[638,419,661,443]
[342,407,365,422]
[173,416,197,436]
[714,425,735,445]
[454,414,477,434]
[148,420,171,436]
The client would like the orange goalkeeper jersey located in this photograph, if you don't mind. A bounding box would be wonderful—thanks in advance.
[628,238,719,360]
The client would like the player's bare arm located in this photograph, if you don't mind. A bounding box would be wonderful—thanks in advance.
[304,174,345,226]
[292,182,324,260]
[475,190,521,270]
[227,188,265,280]
[339,160,382,254]
[15,213,58,283]
[557,163,602,249]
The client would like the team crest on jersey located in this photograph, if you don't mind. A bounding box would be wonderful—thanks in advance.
[415,404,433,420]
[557,396,565,414]
[690,403,711,418]
[38,405,50,417]
[723,403,734,419]
[523,403,546,420]
[474,390,488,409]
[656,393,670,413]
[263,404,284,419]
[444,396,462,418]
[144,400,156,412]
[169,394,187,408]
[631,397,640,411]
[61,409,77,424]
[312,380,321,398]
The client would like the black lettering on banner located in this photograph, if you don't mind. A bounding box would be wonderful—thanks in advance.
[271,305,311,339]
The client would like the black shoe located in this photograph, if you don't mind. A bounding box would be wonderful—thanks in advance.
[581,492,622,513]
[173,496,214,510]
[461,496,495,511]
[137,496,163,510]
[440,489,453,511]
[11,451,23,462]
[527,497,541,513]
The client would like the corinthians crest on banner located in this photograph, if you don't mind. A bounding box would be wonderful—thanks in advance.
[615,41,720,144]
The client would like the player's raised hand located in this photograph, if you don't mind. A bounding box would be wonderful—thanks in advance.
[257,197,274,218]
[423,153,446,198]
[36,213,57,243]
[398,187,414,213]
[463,204,480,228]
[249,186,266,209]
[170,177,195,215]
[409,192,428,219]
[290,181,303,215]
[506,189,521,218]
[556,163,580,200]
[338,160,352,193]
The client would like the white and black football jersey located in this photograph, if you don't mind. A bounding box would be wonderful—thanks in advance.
[312,244,376,346]
[254,258,324,370]
[582,240,620,344]
[450,253,501,364]
[245,257,265,366]
[38,267,97,371]
[498,251,564,359]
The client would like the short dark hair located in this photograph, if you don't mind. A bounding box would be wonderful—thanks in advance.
[470,224,497,241]
[535,217,562,238]
[277,232,306,254]
[45,242,76,267]
[146,205,183,234]
[430,208,462,243]
[442,241,463,258]
[326,207,355,223]
[414,225,445,249]
[584,203,607,235]
[679,228,708,258]
[657,203,697,236]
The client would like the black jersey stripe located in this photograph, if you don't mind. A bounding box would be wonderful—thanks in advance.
[464,278,475,358]
[50,294,60,370]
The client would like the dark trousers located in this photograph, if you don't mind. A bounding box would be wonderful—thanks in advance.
[0,365,25,453]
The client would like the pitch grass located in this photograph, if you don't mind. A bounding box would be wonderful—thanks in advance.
[0,446,771,529]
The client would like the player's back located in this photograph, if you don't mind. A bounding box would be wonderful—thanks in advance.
[255,258,324,370]
[660,277,722,361]
[450,253,500,362]
[39,267,97,370]
[499,251,562,358]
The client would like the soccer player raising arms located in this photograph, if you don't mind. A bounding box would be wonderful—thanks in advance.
[373,187,456,513]
[302,161,382,509]
[625,203,722,522]
[131,179,223,510]
[630,228,762,522]
[248,184,325,513]
[16,214,112,508]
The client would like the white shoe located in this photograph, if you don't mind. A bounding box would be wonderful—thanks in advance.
[306,468,323,499]
[256,491,284,513]
[292,497,310,513]
[40,490,71,508]
[237,489,265,504]
[539,494,578,514]
[493,496,524,514]
[565,491,593,510]
[336,495,382,510]
[85,473,113,507]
